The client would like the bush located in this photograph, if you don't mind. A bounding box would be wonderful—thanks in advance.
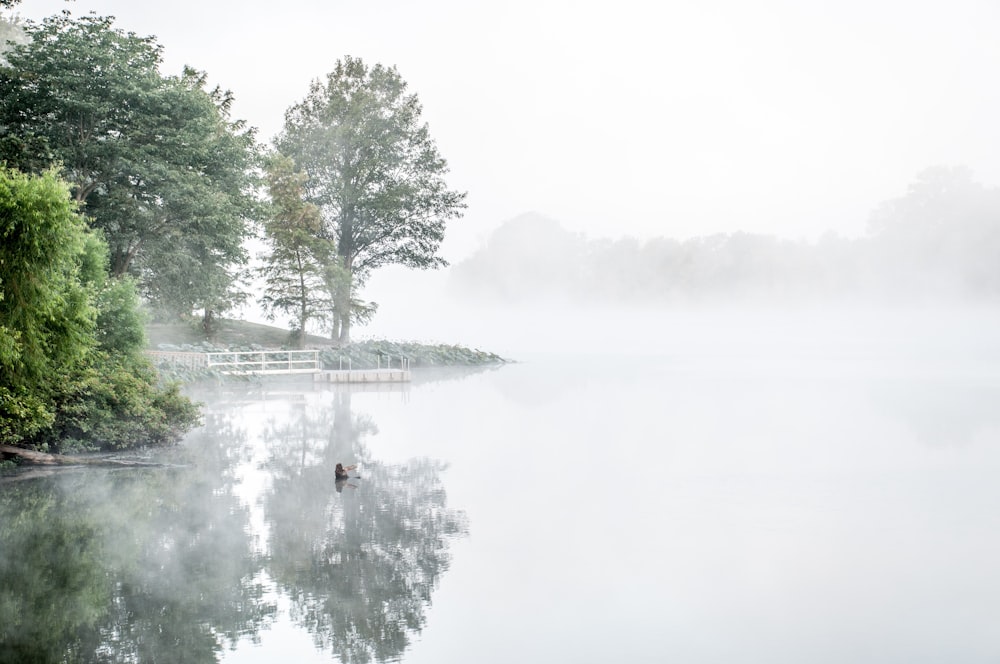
[36,354,200,452]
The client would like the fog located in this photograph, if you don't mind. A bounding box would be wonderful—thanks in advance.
[10,1,1000,356]
[4,3,1000,661]
[12,0,1000,252]
[356,182,1000,366]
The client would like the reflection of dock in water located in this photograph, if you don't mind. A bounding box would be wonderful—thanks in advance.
[314,369,411,384]
[314,377,410,394]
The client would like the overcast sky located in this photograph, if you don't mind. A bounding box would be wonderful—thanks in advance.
[10,0,1000,261]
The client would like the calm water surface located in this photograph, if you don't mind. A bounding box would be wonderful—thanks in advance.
[3,313,1000,663]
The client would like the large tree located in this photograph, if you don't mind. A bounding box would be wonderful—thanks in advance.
[274,56,466,342]
[0,12,259,321]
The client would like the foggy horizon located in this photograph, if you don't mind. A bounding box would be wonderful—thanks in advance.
[4,4,1000,661]
[11,0,1000,259]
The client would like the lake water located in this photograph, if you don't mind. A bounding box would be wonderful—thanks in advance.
[2,308,1000,663]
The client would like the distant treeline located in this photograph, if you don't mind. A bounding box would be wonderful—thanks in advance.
[452,167,1000,305]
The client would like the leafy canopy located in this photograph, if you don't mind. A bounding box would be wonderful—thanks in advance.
[273,56,466,340]
[0,12,260,318]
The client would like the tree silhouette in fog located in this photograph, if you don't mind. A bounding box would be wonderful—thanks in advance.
[451,169,1000,304]
[867,166,1000,298]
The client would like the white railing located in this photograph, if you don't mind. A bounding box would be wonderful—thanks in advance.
[148,349,411,378]
[205,350,320,375]
[375,355,411,371]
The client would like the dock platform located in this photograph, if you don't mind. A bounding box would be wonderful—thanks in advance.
[314,369,411,383]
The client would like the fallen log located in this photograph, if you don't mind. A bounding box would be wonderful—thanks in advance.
[0,445,167,468]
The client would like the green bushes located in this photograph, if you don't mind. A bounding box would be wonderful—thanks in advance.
[320,340,507,369]
[0,167,200,452]
[38,355,200,452]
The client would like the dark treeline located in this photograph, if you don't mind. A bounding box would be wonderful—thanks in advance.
[452,166,1000,306]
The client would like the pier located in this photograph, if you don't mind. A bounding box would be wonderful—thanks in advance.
[147,349,411,383]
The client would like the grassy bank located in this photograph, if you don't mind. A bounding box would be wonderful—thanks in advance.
[146,318,508,383]
[146,319,333,349]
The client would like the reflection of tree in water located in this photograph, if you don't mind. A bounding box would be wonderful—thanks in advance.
[0,478,108,663]
[0,413,275,663]
[264,390,468,663]
[0,389,467,663]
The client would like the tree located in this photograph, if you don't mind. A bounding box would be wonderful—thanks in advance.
[867,166,1000,298]
[274,56,466,342]
[259,154,327,346]
[0,13,259,321]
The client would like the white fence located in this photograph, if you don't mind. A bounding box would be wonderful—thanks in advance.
[204,350,320,375]
[148,349,412,381]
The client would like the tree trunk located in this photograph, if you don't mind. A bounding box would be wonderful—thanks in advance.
[337,286,351,343]
[202,309,217,339]
[296,250,307,349]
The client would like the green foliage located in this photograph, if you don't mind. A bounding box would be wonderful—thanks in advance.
[274,56,466,341]
[0,167,94,441]
[320,340,508,369]
[0,13,260,319]
[0,386,51,445]
[39,354,200,451]
[95,276,147,356]
[0,166,199,451]
[259,153,327,344]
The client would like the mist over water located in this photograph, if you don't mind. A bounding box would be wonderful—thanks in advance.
[342,338,1000,662]
[330,215,1000,661]
[3,290,1000,661]
[4,2,1000,660]
[9,188,1000,660]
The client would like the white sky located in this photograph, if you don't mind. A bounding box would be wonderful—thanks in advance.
[10,0,1000,261]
